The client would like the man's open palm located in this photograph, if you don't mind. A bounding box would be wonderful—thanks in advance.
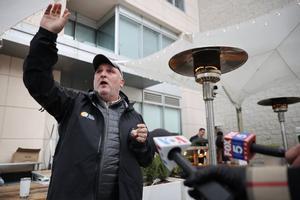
[40,3,70,34]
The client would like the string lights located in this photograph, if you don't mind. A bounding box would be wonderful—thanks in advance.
[198,0,299,39]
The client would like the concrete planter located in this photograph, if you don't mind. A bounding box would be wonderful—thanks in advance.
[143,178,193,200]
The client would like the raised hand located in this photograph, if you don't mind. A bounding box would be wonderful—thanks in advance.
[40,3,71,34]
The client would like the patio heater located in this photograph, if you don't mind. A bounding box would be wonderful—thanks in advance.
[257,97,300,151]
[169,46,248,165]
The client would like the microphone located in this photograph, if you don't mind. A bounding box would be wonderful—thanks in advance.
[153,135,191,171]
[224,131,285,161]
[154,136,233,200]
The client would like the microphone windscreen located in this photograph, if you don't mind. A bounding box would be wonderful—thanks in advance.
[153,136,191,171]
[224,132,256,161]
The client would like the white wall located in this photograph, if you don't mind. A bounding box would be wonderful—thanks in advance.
[212,82,300,148]
[180,87,207,139]
[179,80,300,151]
[0,54,60,167]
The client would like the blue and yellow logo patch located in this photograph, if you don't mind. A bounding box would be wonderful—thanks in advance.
[80,111,95,120]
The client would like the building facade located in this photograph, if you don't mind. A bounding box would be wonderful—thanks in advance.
[0,0,201,164]
[0,0,299,166]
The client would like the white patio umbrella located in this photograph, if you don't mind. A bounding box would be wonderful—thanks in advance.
[123,2,300,133]
[124,1,300,116]
[0,0,49,36]
[125,2,300,100]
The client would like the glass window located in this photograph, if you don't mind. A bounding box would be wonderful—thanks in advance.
[142,103,181,133]
[119,13,178,59]
[64,20,75,38]
[164,107,181,134]
[162,35,175,48]
[75,23,96,45]
[64,10,178,59]
[175,0,184,11]
[143,26,159,57]
[97,16,115,51]
[167,0,185,11]
[119,16,140,59]
[143,104,162,131]
[133,102,142,115]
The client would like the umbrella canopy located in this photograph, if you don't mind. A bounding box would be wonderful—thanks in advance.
[0,0,49,36]
[124,2,300,106]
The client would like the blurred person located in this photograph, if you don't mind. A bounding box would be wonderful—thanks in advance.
[216,131,230,164]
[190,128,208,164]
[184,144,300,200]
[190,128,208,146]
[23,3,154,200]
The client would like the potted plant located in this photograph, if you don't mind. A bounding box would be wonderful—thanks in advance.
[142,154,169,186]
[142,154,188,200]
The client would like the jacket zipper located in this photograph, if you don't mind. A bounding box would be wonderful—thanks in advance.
[91,101,108,200]
[92,98,130,200]
[116,106,130,188]
[97,106,109,199]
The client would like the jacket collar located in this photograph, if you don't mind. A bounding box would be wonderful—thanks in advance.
[88,90,134,111]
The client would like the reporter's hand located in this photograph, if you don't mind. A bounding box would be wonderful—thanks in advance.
[131,124,148,143]
[40,3,70,33]
[184,166,247,200]
[285,144,300,167]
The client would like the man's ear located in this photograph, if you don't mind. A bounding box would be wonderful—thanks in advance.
[120,79,125,88]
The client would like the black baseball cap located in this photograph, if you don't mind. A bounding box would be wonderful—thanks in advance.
[93,54,123,77]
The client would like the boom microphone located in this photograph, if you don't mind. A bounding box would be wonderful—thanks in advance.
[154,136,233,200]
[224,131,285,161]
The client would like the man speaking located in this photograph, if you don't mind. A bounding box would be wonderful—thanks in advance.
[23,3,154,200]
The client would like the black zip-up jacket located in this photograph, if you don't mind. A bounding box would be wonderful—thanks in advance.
[23,27,154,200]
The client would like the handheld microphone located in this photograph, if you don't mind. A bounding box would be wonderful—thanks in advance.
[154,136,233,200]
[224,131,285,161]
[153,135,191,171]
